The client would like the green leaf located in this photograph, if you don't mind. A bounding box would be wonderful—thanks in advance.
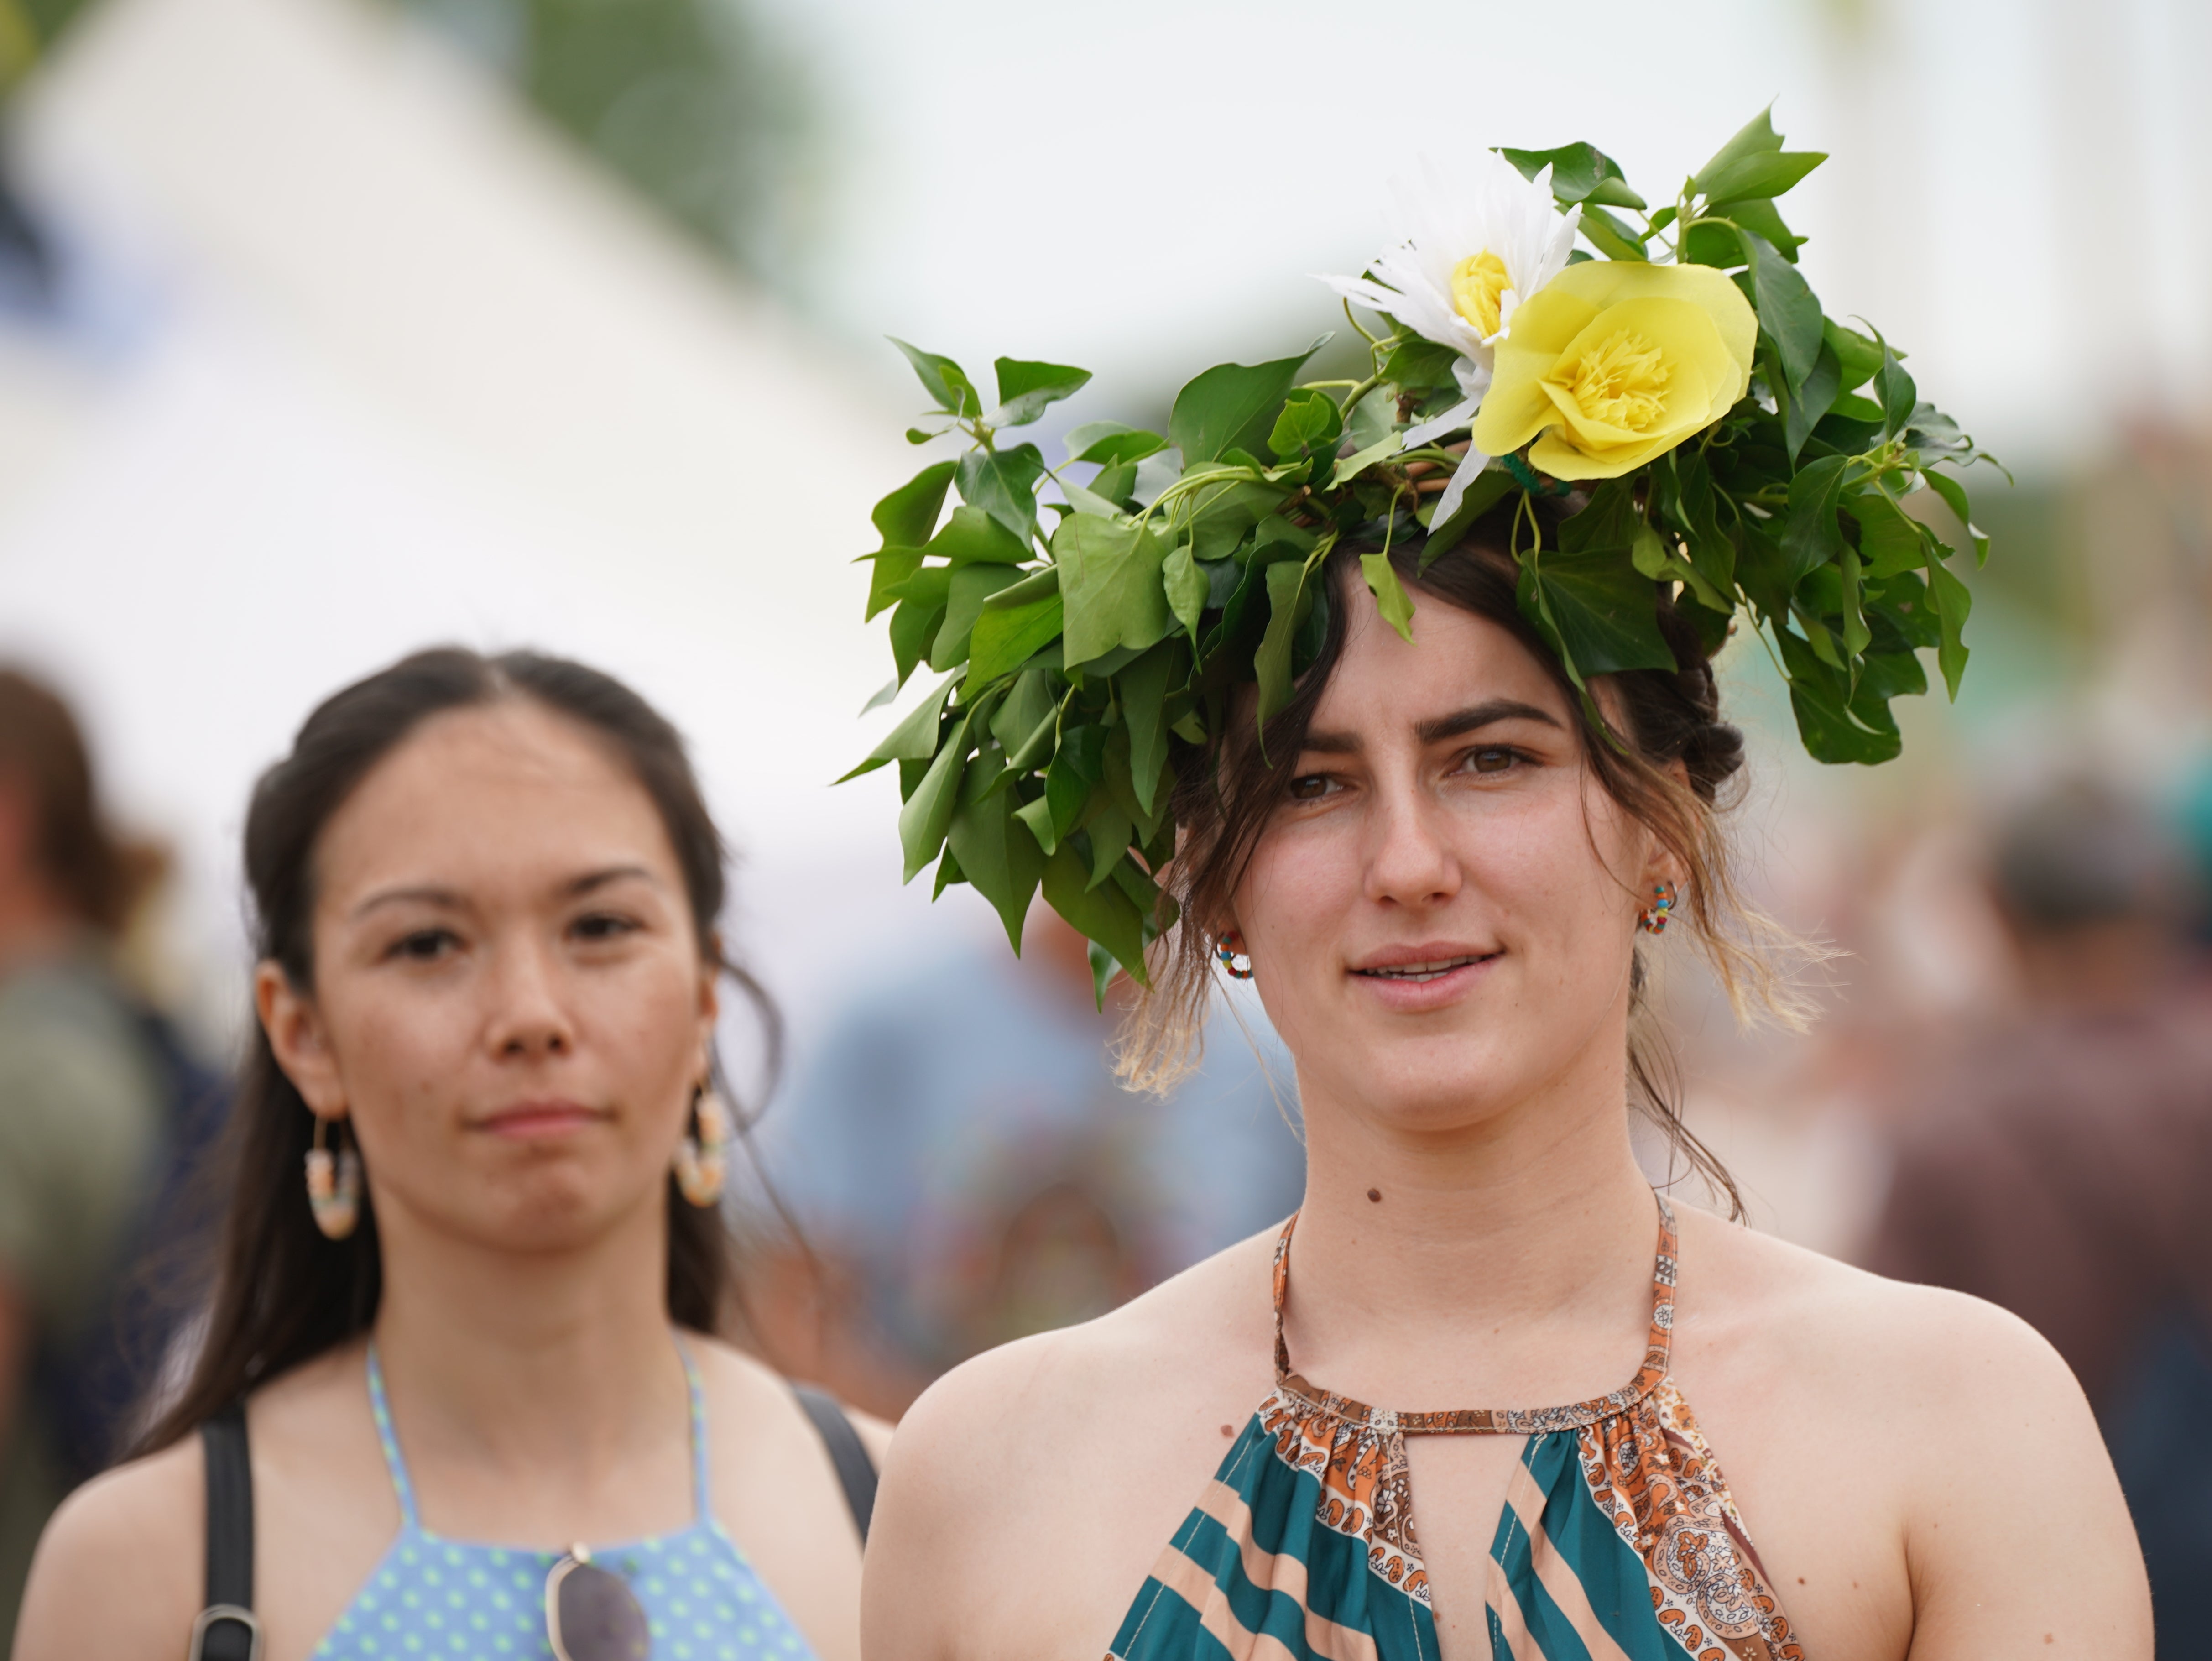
[1723,197,1805,261]
[1382,337,1461,393]
[1738,229,1822,395]
[837,674,955,782]
[1041,843,1147,984]
[957,445,1045,543]
[967,570,1064,689]
[1119,640,1183,818]
[1169,337,1329,464]
[1876,341,1917,441]
[1334,432,1402,489]
[1515,546,1675,683]
[1498,141,1647,210]
[1775,628,1900,765]
[1848,489,1929,580]
[863,545,924,622]
[1925,553,1972,699]
[1823,319,1887,393]
[1701,150,1825,207]
[926,503,1031,565]
[1681,219,1746,270]
[1268,387,1344,463]
[888,594,947,684]
[989,665,1058,758]
[1361,552,1416,643]
[1065,422,1168,465]
[1690,107,1783,195]
[947,757,1047,951]
[1054,514,1174,668]
[1254,556,1315,726]
[1781,341,1842,463]
[1579,205,1649,262]
[1781,453,1851,588]
[991,358,1092,427]
[1921,471,1990,567]
[931,564,1028,672]
[859,676,901,715]
[896,715,970,880]
[871,460,958,547]
[1163,543,1207,639]
[889,339,979,417]
[1012,794,1058,857]
[1419,467,1517,565]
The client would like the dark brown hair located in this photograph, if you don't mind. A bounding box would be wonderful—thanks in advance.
[0,667,167,933]
[140,647,778,1450]
[1127,497,1812,1217]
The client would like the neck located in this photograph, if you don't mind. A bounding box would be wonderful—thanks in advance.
[1282,1028,1660,1405]
[370,1187,686,1474]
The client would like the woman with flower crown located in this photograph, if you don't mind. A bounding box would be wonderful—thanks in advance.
[848,117,2149,1660]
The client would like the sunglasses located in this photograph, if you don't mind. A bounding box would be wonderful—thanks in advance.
[544,1546,651,1661]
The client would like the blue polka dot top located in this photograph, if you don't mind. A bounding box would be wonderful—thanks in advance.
[312,1342,818,1661]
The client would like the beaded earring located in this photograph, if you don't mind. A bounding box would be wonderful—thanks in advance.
[1638,881,1678,935]
[673,1083,733,1208]
[1215,933,1255,980]
[305,1115,363,1240]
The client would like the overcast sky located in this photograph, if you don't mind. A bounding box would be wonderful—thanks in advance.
[761,0,2210,470]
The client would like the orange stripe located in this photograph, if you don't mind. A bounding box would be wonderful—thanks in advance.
[1503,1468,1636,1661]
[1150,1546,1304,1661]
[1486,1556,1544,1661]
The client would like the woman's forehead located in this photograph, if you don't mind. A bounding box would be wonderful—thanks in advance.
[315,702,675,900]
[1315,584,1570,731]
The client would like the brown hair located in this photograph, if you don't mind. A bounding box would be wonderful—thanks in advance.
[0,667,167,934]
[139,647,779,1450]
[1126,498,1815,1218]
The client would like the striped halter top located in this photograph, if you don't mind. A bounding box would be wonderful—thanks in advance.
[1108,1198,1808,1660]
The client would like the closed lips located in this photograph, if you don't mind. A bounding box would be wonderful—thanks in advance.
[1353,955,1491,983]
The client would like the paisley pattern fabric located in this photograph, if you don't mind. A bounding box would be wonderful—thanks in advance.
[1107,1201,1806,1661]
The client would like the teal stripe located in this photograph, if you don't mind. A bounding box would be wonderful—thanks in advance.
[1487,1434,1675,1661]
[1111,1575,1220,1660]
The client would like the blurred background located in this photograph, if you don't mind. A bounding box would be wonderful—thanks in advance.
[2,0,2212,1635]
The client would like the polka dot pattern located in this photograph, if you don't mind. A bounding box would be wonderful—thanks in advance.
[313,1344,815,1660]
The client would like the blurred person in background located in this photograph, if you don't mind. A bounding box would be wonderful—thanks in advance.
[750,908,1304,1419]
[16,648,885,1661]
[1865,777,2212,1645]
[0,667,184,1645]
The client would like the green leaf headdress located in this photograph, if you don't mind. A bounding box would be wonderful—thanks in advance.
[845,110,1998,992]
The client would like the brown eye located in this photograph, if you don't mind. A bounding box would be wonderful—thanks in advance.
[1288,774,1332,801]
[1466,747,1516,774]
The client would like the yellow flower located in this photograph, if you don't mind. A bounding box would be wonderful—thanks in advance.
[1470,261,1757,479]
[1450,251,1511,338]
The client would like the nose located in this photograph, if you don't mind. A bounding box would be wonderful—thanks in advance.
[482,935,576,1061]
[1362,770,1462,911]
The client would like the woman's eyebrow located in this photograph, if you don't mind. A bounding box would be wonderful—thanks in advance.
[1300,698,1561,756]
[352,884,463,919]
[1416,699,1561,744]
[563,863,658,897]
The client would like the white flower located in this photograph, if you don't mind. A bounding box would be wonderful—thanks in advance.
[1319,151,1581,521]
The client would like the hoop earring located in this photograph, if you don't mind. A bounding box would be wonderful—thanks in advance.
[1215,933,1254,980]
[673,1082,732,1208]
[305,1115,362,1240]
[1638,880,1678,935]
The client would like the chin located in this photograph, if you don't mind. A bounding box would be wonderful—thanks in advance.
[1316,1035,1534,1132]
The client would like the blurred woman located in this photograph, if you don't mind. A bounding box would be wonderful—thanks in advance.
[0,668,174,1645]
[16,648,885,1661]
[863,513,2150,1660]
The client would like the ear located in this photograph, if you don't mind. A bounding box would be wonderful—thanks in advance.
[255,960,347,1120]
[694,935,722,1082]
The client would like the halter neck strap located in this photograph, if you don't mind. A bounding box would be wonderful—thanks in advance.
[362,1332,714,1533]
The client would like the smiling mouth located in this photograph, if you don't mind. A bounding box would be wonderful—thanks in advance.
[1352,954,1494,983]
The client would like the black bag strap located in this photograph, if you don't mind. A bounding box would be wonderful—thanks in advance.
[191,1402,261,1661]
[793,1385,877,1546]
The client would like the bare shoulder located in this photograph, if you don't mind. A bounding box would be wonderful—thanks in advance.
[866,1231,1280,1661]
[14,1435,204,1658]
[1672,1207,2150,1656]
[1673,1205,2091,1414]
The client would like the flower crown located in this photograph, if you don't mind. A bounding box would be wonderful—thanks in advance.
[845,110,1997,992]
